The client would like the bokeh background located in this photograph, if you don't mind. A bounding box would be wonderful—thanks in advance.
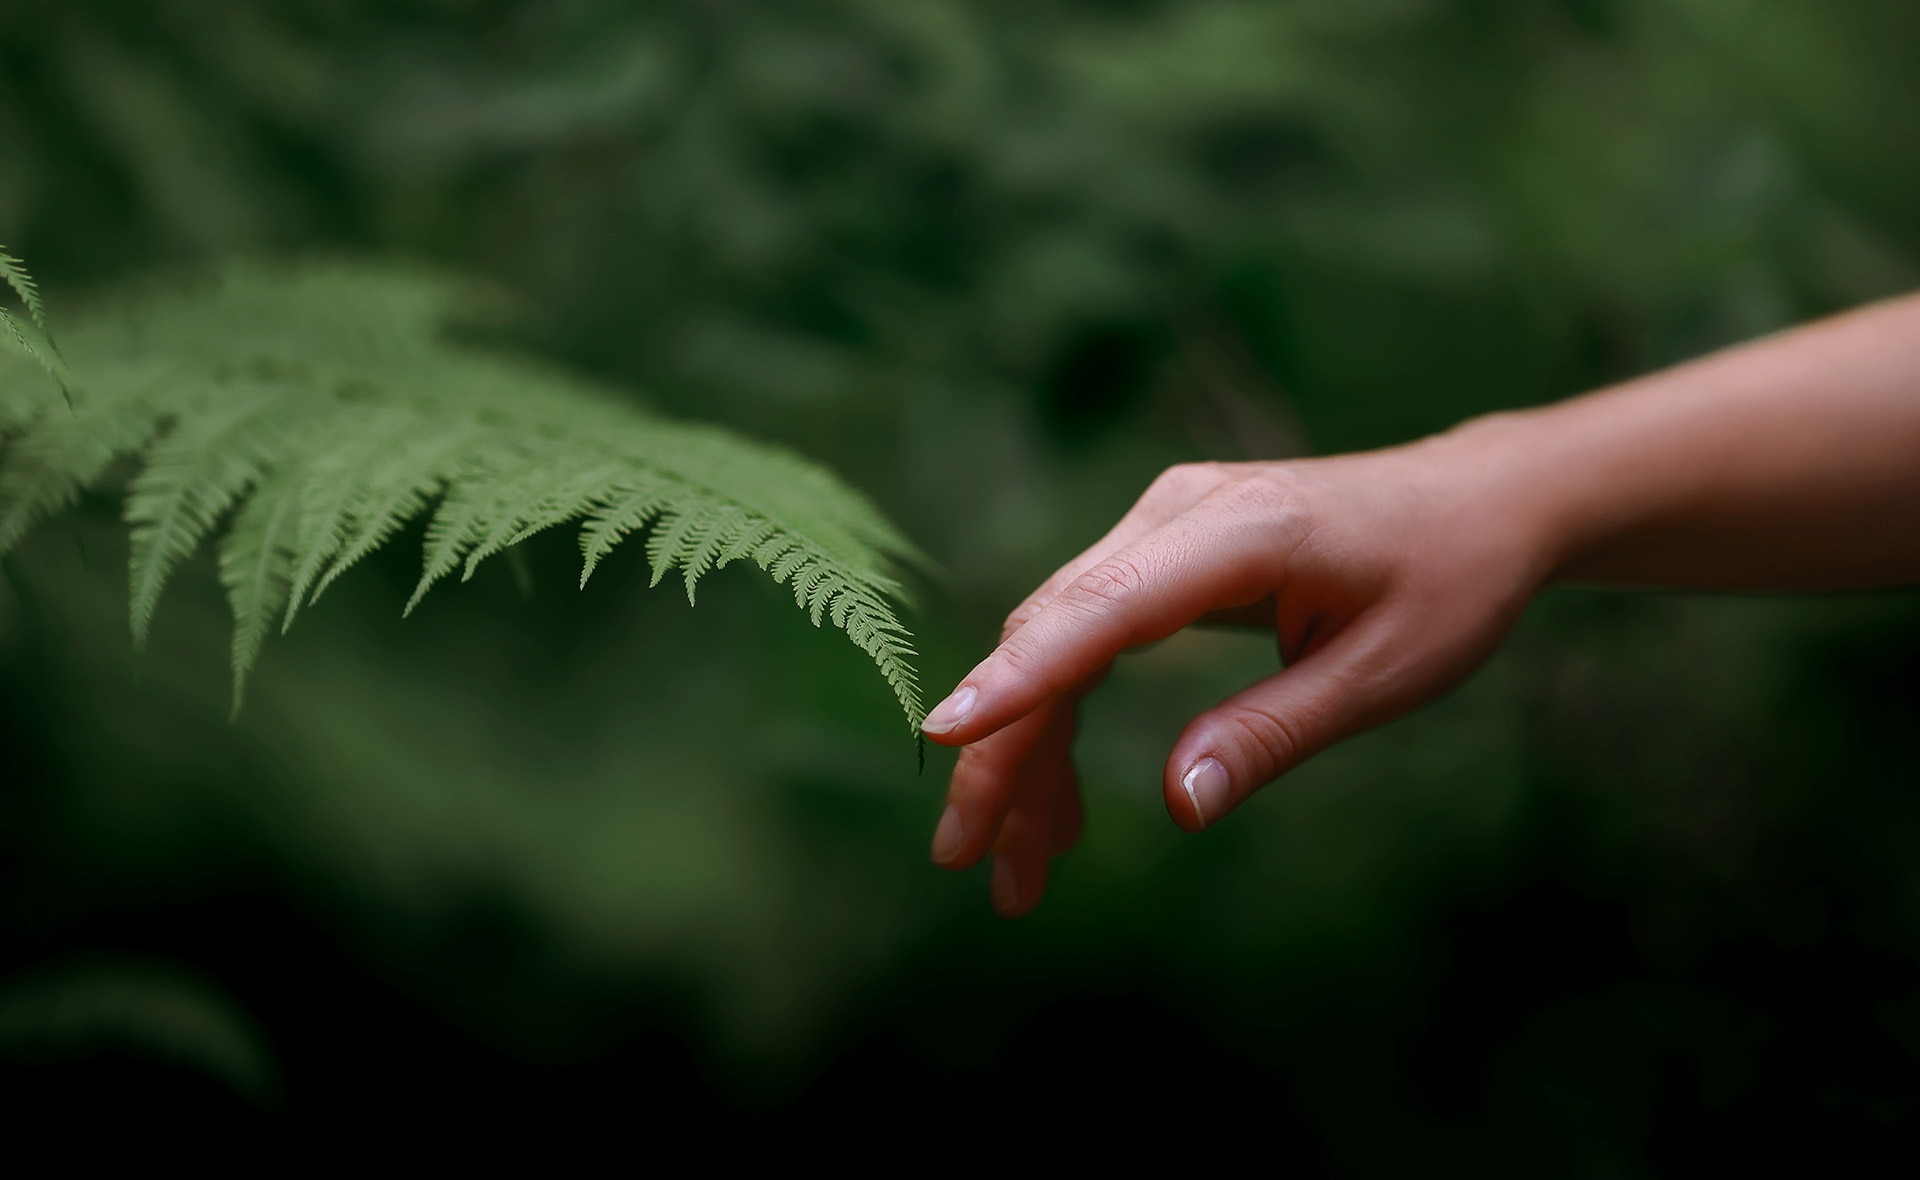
[3,0,1919,1166]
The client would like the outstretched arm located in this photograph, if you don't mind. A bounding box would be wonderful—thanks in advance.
[922,292,1920,917]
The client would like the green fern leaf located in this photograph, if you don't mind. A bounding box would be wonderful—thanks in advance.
[0,246,72,397]
[643,502,720,592]
[0,248,49,331]
[791,561,835,618]
[277,407,425,628]
[295,417,497,623]
[717,518,781,569]
[125,390,306,647]
[0,260,925,727]
[679,506,753,604]
[459,458,633,580]
[765,543,812,585]
[577,476,675,588]
[219,465,305,715]
[0,402,164,554]
[405,444,551,614]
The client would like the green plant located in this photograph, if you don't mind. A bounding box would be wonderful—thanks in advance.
[0,247,65,396]
[0,253,924,729]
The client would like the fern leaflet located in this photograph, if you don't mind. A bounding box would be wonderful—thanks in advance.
[219,465,305,717]
[0,246,71,398]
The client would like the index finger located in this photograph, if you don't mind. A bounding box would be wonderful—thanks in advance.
[996,463,1235,643]
[922,482,1301,745]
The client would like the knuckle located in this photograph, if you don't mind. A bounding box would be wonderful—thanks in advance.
[991,630,1047,680]
[1145,462,1219,502]
[1066,553,1150,612]
[1000,600,1042,643]
[1221,702,1316,779]
[1145,464,1193,497]
[1210,470,1299,517]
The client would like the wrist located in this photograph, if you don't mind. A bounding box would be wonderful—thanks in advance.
[1416,405,1617,588]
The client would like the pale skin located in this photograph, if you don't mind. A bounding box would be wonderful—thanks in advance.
[921,291,1920,918]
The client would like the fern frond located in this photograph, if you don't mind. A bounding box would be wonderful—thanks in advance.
[568,475,675,587]
[0,246,72,397]
[125,390,307,647]
[219,465,305,716]
[278,409,415,629]
[765,542,812,585]
[645,501,739,601]
[718,518,782,569]
[678,506,753,604]
[294,416,497,623]
[405,443,551,614]
[0,401,165,554]
[460,458,634,580]
[0,260,925,728]
[577,476,676,588]
[0,248,49,331]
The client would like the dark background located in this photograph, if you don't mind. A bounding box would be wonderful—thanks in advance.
[2,1,1918,1168]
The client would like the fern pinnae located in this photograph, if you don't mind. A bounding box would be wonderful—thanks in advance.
[641,502,714,590]
[488,461,635,553]
[576,476,675,588]
[404,491,482,616]
[404,443,543,613]
[220,466,305,716]
[0,308,49,386]
[459,457,631,581]
[790,560,834,614]
[803,568,841,627]
[717,518,781,570]
[837,588,923,723]
[0,245,70,397]
[278,407,420,626]
[0,247,49,331]
[0,401,165,556]
[811,572,852,629]
[126,392,304,647]
[765,543,811,585]
[831,586,857,629]
[451,450,570,582]
[293,476,436,623]
[678,505,751,604]
[297,418,498,619]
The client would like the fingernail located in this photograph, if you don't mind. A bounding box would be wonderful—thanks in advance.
[931,805,965,864]
[1182,757,1232,829]
[920,685,977,735]
[991,856,1021,914]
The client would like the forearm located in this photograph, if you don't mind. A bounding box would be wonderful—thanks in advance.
[1447,292,1920,591]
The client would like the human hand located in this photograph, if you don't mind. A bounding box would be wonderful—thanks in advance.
[920,430,1559,917]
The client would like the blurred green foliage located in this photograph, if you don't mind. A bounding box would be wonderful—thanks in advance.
[0,955,279,1106]
[2,0,1918,1168]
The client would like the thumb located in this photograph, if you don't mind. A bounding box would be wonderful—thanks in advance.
[1163,617,1404,832]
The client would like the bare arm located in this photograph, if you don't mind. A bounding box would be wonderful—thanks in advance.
[1483,291,1920,590]
[921,292,1920,917]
